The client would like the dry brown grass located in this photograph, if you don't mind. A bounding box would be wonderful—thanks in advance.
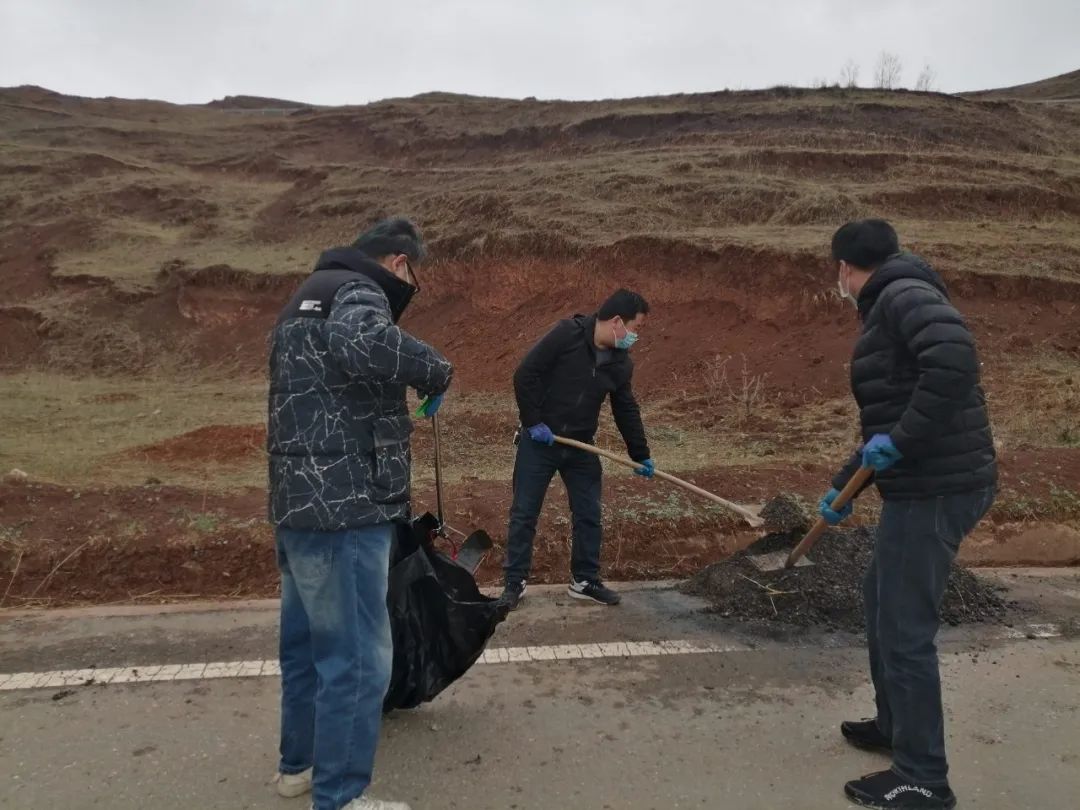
[1,340,1075,497]
[0,369,832,493]
[0,372,267,488]
[3,85,1079,292]
[984,351,1080,450]
[2,84,1078,502]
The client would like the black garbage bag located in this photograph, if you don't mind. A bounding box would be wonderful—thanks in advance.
[383,513,507,711]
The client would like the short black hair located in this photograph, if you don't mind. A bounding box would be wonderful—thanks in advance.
[597,289,650,321]
[353,217,426,263]
[831,219,899,269]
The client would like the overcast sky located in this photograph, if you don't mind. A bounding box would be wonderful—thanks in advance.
[1,0,1077,104]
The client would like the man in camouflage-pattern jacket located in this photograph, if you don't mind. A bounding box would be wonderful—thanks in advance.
[267,218,450,810]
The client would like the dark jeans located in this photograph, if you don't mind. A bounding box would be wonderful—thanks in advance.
[504,436,603,584]
[865,486,995,787]
[276,523,394,810]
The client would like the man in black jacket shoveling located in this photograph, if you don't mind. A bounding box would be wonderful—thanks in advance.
[822,220,996,810]
[268,218,451,810]
[499,289,655,609]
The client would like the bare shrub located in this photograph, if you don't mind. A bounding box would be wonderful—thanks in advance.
[874,52,903,90]
[839,59,860,88]
[703,354,769,422]
[915,64,938,92]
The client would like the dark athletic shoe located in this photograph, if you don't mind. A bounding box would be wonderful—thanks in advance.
[497,580,527,611]
[568,579,621,605]
[841,718,893,753]
[844,770,956,809]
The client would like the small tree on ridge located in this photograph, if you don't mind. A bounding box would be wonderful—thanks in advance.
[915,64,937,92]
[840,59,859,88]
[874,52,902,90]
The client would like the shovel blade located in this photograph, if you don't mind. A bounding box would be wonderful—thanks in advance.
[454,529,493,575]
[749,550,813,572]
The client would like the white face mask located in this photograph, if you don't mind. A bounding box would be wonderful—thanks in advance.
[837,263,857,307]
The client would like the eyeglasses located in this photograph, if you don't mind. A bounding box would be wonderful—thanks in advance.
[404,258,420,292]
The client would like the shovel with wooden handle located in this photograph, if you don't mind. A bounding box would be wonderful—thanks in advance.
[783,466,874,568]
[552,435,764,528]
[416,399,494,574]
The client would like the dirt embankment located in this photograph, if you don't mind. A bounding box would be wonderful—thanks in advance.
[3,239,1078,395]
[2,441,1078,608]
[2,83,1079,608]
[0,475,752,607]
[4,82,1080,382]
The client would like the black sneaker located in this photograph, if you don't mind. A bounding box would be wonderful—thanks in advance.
[568,579,621,605]
[841,718,893,753]
[844,769,956,809]
[497,580,527,611]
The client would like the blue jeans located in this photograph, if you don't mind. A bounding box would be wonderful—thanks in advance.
[276,523,394,810]
[865,487,995,787]
[504,436,603,584]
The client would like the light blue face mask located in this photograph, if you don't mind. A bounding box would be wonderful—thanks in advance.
[615,330,639,350]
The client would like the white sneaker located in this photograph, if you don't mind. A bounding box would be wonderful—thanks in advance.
[342,797,412,810]
[274,767,313,798]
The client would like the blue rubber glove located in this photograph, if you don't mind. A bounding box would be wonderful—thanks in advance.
[863,434,902,471]
[819,488,853,526]
[415,394,443,418]
[634,459,655,479]
[527,423,555,446]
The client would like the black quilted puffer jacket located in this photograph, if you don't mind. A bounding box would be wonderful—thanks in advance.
[833,253,997,500]
[268,248,452,530]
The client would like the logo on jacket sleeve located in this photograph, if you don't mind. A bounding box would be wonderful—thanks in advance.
[299,300,323,312]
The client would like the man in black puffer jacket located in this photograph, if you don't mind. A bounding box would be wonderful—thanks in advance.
[268,218,451,810]
[821,220,996,810]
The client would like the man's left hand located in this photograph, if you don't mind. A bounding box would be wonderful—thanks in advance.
[634,458,655,479]
[416,394,444,418]
[862,434,902,471]
[819,488,854,525]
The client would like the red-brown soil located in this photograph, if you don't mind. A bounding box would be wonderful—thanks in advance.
[1,80,1079,605]
[2,442,1077,607]
[123,425,265,467]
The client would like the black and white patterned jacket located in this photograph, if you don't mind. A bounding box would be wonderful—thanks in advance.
[268,248,452,530]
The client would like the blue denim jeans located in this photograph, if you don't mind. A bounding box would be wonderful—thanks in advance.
[276,523,394,810]
[504,437,603,584]
[866,487,995,787]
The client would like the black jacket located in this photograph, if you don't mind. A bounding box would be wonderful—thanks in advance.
[833,253,997,500]
[513,315,650,462]
[268,249,452,530]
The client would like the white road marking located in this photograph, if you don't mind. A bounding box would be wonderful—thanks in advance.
[0,624,1063,693]
[1001,623,1061,639]
[0,639,735,692]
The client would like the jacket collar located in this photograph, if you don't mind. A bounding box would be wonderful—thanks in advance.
[857,252,949,320]
[314,247,416,323]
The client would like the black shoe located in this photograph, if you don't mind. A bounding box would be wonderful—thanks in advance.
[498,580,527,611]
[568,579,621,605]
[844,770,956,809]
[842,718,893,753]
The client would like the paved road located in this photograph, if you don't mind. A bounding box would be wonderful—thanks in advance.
[1,571,1078,809]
